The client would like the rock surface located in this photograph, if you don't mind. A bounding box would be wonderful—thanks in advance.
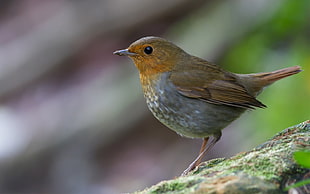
[134,120,310,194]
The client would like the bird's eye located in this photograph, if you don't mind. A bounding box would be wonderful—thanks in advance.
[144,46,153,54]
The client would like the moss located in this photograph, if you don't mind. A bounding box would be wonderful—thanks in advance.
[135,120,310,193]
[144,177,203,194]
[203,121,309,180]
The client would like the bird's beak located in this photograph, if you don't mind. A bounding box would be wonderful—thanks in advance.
[113,49,136,56]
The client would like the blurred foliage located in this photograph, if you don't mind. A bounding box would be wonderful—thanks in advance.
[220,0,310,143]
[222,0,310,72]
[294,150,310,169]
[285,179,310,191]
[284,150,310,191]
[285,150,310,191]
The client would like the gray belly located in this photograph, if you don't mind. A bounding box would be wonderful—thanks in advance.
[144,74,245,138]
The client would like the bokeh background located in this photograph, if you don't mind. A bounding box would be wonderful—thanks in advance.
[0,0,309,193]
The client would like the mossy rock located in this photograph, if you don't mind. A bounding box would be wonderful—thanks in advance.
[134,120,310,194]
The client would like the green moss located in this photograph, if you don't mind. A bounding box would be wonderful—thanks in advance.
[193,120,310,181]
[135,121,310,193]
[145,177,203,194]
[193,158,226,174]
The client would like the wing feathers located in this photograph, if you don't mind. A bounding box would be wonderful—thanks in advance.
[171,68,266,109]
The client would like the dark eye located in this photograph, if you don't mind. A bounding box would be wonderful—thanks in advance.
[144,46,153,54]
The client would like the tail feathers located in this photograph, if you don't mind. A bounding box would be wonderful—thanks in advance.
[240,66,302,96]
[253,66,302,86]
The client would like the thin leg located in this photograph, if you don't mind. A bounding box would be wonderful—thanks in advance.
[182,132,222,176]
[194,137,209,167]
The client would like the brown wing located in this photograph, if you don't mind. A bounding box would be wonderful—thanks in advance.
[169,65,266,109]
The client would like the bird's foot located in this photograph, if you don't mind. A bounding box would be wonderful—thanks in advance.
[181,161,197,176]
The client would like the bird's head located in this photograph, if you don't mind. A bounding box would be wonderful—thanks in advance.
[114,36,188,76]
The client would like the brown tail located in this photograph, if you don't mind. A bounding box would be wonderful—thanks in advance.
[240,66,302,96]
[253,66,302,84]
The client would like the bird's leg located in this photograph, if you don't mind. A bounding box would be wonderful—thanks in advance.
[181,132,222,176]
[181,137,209,176]
[194,137,209,166]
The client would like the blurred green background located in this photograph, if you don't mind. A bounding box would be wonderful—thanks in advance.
[0,0,308,193]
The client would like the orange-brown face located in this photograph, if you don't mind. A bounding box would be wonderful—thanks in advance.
[114,36,186,76]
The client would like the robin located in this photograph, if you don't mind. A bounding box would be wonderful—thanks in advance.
[113,36,301,175]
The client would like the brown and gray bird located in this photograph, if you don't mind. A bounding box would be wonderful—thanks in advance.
[114,36,301,175]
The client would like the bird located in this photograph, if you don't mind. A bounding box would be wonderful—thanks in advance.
[113,36,301,175]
